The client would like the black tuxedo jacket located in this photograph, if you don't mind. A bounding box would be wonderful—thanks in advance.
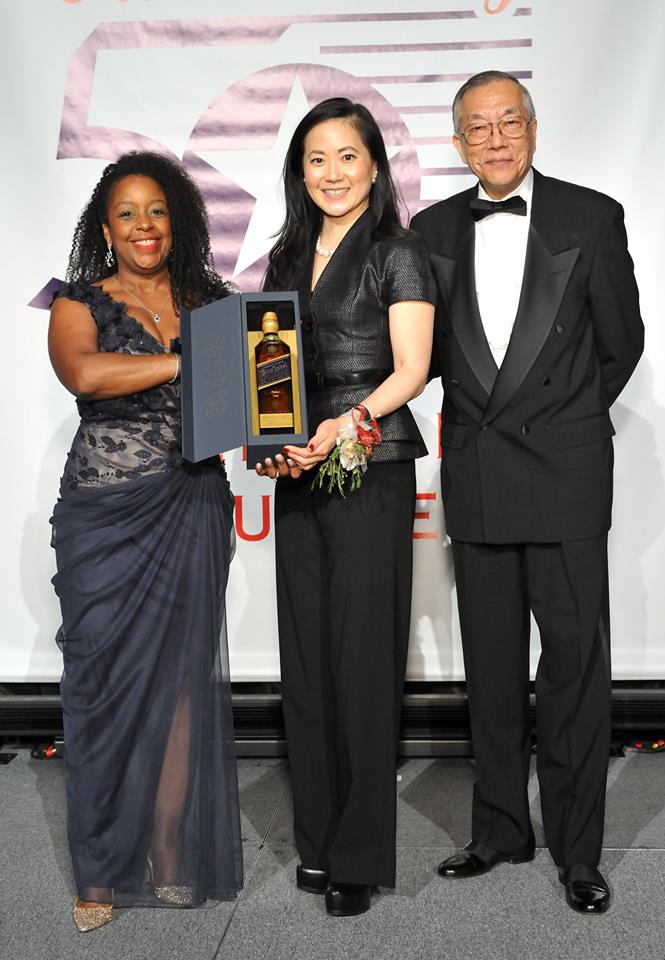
[411,169,644,543]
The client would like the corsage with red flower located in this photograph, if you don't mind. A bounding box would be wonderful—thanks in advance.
[312,404,382,497]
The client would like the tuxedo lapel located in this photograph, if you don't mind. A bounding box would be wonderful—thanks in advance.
[482,173,580,424]
[430,218,498,398]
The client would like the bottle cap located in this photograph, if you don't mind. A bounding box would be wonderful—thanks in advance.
[261,311,279,333]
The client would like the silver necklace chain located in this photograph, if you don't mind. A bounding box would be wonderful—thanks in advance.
[114,275,171,324]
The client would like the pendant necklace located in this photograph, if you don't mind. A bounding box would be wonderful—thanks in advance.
[315,235,338,258]
[115,275,171,324]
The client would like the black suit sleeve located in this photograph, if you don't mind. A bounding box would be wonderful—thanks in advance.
[588,202,644,405]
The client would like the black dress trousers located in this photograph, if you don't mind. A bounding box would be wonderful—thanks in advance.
[274,460,416,888]
[452,535,611,867]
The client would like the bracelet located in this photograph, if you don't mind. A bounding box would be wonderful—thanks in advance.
[337,407,383,455]
[353,403,371,422]
[168,353,181,384]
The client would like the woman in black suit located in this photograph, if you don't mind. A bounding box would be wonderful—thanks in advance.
[257,98,435,916]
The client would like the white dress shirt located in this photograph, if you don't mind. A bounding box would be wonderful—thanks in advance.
[474,167,533,368]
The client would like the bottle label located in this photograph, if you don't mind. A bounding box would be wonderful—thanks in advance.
[256,354,292,391]
[259,412,295,428]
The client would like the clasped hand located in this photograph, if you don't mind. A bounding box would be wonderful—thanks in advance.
[254,418,340,480]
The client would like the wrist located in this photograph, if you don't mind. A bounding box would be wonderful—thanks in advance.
[335,412,357,443]
[335,413,353,430]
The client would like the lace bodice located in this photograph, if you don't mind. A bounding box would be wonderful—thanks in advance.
[54,281,183,490]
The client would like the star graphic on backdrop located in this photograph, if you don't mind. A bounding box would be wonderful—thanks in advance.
[198,75,309,277]
[198,72,404,277]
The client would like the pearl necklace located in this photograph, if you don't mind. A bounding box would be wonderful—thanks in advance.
[315,235,338,258]
[115,275,171,324]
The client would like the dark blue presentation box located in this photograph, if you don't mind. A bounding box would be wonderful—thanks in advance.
[180,291,308,467]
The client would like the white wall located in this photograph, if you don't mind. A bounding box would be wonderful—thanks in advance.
[1,0,663,681]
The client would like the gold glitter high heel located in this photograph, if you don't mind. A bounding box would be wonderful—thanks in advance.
[154,883,193,905]
[72,897,113,932]
[146,854,192,905]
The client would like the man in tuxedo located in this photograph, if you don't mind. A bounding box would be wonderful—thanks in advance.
[411,71,643,913]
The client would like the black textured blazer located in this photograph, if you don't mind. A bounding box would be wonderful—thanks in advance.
[294,211,436,463]
[411,168,644,543]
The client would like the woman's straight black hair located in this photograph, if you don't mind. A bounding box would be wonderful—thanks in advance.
[264,98,407,291]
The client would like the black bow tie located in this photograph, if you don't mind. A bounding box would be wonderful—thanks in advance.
[469,195,527,221]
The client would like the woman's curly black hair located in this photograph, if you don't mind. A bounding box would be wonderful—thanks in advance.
[65,151,232,310]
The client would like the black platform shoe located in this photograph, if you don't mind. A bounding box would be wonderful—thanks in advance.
[325,882,372,917]
[296,865,328,894]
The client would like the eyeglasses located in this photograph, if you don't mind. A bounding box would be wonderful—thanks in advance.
[460,116,533,146]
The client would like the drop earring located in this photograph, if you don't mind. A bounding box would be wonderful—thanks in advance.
[105,243,114,268]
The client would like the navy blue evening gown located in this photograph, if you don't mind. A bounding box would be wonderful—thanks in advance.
[50,281,243,907]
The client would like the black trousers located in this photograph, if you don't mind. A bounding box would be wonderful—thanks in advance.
[452,536,611,867]
[274,461,416,887]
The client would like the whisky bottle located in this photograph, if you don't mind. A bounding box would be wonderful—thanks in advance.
[254,310,295,433]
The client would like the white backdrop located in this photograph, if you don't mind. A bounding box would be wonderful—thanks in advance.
[1,0,663,682]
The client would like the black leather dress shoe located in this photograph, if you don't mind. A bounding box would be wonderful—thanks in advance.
[325,882,372,917]
[559,864,610,914]
[296,865,328,894]
[437,841,535,878]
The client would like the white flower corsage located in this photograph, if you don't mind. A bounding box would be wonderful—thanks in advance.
[312,406,382,497]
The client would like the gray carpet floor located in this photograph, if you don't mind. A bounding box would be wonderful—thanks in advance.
[1,750,663,960]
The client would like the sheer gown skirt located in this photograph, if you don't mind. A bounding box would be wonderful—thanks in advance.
[51,461,243,907]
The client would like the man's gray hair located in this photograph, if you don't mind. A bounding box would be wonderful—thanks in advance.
[452,70,536,134]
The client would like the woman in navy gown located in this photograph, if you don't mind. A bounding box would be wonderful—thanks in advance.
[49,151,243,931]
